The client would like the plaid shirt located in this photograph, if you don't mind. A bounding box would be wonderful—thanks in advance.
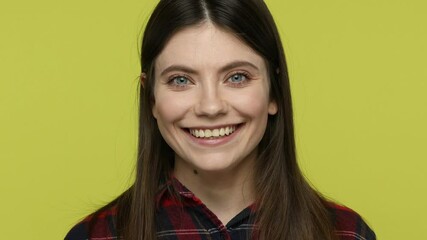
[65,179,376,240]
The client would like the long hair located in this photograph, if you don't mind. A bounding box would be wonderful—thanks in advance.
[97,0,338,239]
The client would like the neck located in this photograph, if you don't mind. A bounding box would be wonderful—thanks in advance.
[174,160,255,225]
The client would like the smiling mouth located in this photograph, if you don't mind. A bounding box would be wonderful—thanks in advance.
[187,124,242,139]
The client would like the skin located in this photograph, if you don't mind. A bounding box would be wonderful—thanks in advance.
[151,22,277,225]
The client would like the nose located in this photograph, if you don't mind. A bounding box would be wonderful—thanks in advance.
[194,84,228,117]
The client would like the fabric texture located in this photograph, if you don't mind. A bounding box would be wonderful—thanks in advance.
[65,178,376,240]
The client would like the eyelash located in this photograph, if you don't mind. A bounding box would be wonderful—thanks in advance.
[167,74,192,88]
[166,71,252,89]
[226,71,251,87]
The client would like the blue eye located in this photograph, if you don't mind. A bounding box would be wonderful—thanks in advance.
[171,76,189,86]
[230,74,245,82]
[228,73,248,85]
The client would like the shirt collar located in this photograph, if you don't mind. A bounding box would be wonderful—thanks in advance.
[155,175,257,212]
[156,176,201,205]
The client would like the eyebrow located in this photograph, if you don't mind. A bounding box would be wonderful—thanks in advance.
[159,60,260,76]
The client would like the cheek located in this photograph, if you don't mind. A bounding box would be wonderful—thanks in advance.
[152,91,191,124]
[229,88,271,116]
[153,103,173,124]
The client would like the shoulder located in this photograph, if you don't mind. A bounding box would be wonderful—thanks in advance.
[327,203,376,240]
[64,205,118,240]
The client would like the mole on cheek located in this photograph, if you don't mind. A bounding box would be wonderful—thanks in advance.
[193,169,198,175]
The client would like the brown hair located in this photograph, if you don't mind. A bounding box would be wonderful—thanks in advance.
[92,0,338,239]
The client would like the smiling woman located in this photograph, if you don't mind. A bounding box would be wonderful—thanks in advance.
[152,24,277,225]
[153,24,277,180]
[65,0,375,240]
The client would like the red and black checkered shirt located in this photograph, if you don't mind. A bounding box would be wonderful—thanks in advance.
[65,178,376,240]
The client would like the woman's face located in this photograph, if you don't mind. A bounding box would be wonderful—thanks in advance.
[152,23,277,175]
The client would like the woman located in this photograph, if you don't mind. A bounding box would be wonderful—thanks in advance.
[66,0,376,239]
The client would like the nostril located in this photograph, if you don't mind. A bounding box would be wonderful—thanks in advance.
[194,99,228,117]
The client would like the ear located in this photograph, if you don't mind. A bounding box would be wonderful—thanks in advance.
[140,72,158,119]
[152,105,158,120]
[144,73,159,120]
[140,72,146,88]
[268,100,278,115]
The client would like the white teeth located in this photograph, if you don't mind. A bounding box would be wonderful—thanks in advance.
[205,129,212,138]
[212,129,219,137]
[189,125,238,138]
[219,128,225,136]
[225,127,230,135]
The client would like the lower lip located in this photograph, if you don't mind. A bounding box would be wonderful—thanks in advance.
[184,124,244,147]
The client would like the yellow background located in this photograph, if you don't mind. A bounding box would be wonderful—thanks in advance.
[1,0,426,239]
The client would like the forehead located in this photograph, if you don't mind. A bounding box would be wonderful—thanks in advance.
[155,23,267,72]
